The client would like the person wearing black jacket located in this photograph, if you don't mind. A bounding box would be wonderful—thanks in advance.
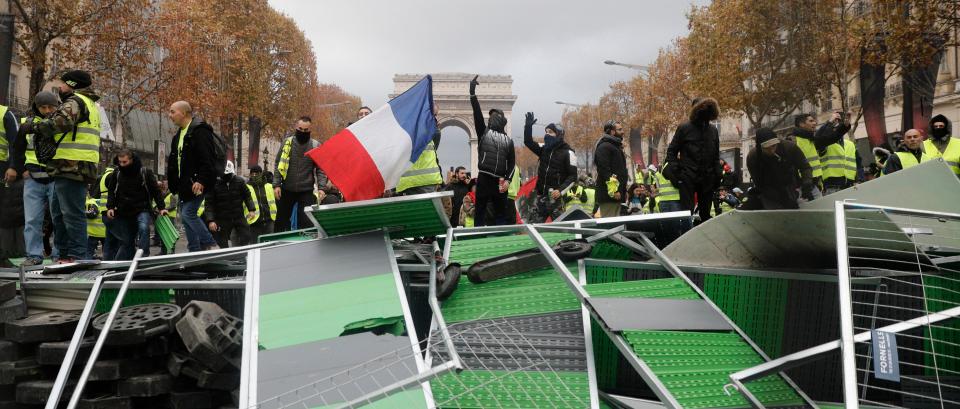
[523,112,577,222]
[469,75,515,226]
[593,120,629,217]
[663,97,721,222]
[166,101,218,252]
[104,150,166,260]
[743,128,814,210]
[203,161,255,248]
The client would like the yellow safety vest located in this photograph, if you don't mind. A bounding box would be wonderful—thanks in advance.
[97,167,115,199]
[655,166,680,202]
[507,166,521,200]
[711,200,735,217]
[86,197,106,238]
[198,199,205,217]
[163,193,177,219]
[794,137,823,179]
[924,137,960,175]
[277,137,294,180]
[52,93,100,163]
[246,183,277,224]
[397,140,443,193]
[0,105,8,162]
[22,117,42,167]
[821,139,857,181]
[885,150,936,175]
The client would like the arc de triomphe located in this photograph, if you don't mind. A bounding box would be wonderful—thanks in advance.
[391,73,516,176]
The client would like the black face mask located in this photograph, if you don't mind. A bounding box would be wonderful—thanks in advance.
[295,130,311,142]
[932,127,949,140]
[250,174,265,185]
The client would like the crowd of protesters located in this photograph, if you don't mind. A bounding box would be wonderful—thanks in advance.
[1,72,958,267]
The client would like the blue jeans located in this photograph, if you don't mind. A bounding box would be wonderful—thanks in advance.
[107,211,152,260]
[181,197,216,252]
[23,178,58,260]
[50,178,87,260]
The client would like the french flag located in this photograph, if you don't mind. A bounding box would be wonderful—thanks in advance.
[307,75,437,201]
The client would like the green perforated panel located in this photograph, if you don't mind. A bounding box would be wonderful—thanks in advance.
[310,196,447,238]
[622,330,804,409]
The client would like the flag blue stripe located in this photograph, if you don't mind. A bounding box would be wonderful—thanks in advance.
[388,75,437,162]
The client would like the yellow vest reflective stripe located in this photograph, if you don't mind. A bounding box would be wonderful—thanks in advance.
[794,137,822,179]
[397,141,443,193]
[277,137,293,179]
[52,93,100,163]
[507,167,521,200]
[566,186,586,206]
[244,185,259,224]
[246,183,277,224]
[655,166,680,202]
[822,139,857,180]
[265,183,276,220]
[711,200,735,217]
[97,167,115,199]
[22,117,43,167]
[86,197,106,238]
[925,137,960,175]
[889,150,937,174]
[0,105,8,162]
[198,199,205,217]
[583,188,596,214]
[163,193,178,219]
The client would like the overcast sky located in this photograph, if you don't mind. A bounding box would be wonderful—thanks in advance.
[269,0,708,171]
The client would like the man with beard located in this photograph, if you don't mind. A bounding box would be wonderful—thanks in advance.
[469,75,515,226]
[273,116,326,231]
[246,165,277,240]
[444,166,471,227]
[594,120,629,217]
[927,114,960,177]
[523,112,577,223]
[104,149,166,260]
[663,97,721,222]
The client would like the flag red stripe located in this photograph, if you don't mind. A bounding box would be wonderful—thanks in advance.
[306,129,385,202]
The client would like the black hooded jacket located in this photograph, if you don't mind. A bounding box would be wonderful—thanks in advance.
[665,98,721,185]
[166,119,218,201]
[593,134,628,204]
[105,155,164,218]
[524,122,577,195]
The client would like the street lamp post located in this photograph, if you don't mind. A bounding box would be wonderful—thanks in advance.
[603,60,651,73]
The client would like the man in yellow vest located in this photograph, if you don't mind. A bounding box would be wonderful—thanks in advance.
[787,114,827,199]
[397,103,443,196]
[24,70,100,263]
[818,111,857,195]
[247,165,277,240]
[85,193,105,259]
[6,91,59,266]
[883,129,935,175]
[166,100,219,252]
[928,114,960,176]
[273,116,325,232]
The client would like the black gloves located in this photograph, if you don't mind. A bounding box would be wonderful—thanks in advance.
[469,75,479,95]
[19,120,34,135]
[525,112,537,127]
[801,186,815,201]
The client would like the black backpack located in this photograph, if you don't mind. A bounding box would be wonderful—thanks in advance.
[208,130,228,177]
